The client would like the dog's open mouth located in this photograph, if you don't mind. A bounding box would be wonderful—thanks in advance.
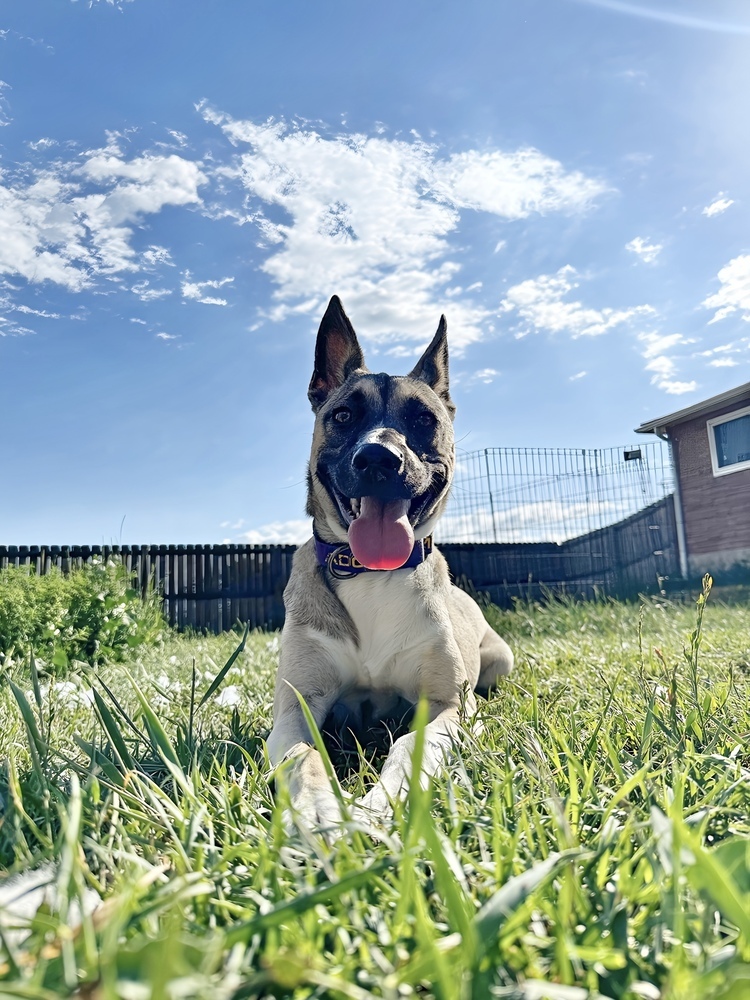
[333,490,437,571]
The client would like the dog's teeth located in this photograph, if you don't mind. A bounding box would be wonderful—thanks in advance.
[351,498,360,516]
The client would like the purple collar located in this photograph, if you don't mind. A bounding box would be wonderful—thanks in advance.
[315,535,433,579]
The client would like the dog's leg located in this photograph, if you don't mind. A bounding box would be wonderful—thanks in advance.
[356,696,473,820]
[267,682,345,831]
[476,624,514,694]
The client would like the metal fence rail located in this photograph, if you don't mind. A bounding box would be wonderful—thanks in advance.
[440,442,674,544]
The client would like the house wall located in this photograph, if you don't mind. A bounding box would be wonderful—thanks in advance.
[671,397,750,574]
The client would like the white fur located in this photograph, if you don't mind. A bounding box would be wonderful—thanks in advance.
[331,570,436,696]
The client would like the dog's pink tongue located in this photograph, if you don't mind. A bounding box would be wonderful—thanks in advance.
[348,497,414,570]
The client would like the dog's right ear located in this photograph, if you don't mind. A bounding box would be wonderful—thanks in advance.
[308,296,368,411]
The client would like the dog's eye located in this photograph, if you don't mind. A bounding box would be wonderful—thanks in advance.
[416,411,436,428]
[332,407,352,424]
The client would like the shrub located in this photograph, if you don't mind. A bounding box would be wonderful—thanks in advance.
[0,560,167,669]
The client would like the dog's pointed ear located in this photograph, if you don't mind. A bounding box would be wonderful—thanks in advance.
[408,316,456,418]
[308,296,368,411]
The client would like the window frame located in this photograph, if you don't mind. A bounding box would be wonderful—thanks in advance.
[706,403,750,477]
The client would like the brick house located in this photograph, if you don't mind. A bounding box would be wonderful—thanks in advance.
[635,381,750,578]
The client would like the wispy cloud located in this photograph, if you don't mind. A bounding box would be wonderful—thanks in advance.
[500,265,654,339]
[702,194,734,218]
[625,235,662,264]
[142,245,174,268]
[695,342,744,360]
[235,519,312,545]
[201,107,608,350]
[181,273,234,306]
[0,315,34,337]
[571,0,750,36]
[638,331,697,395]
[0,80,12,127]
[457,367,500,387]
[131,281,172,302]
[14,303,60,319]
[703,254,750,324]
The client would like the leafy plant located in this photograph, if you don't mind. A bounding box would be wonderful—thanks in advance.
[0,559,166,670]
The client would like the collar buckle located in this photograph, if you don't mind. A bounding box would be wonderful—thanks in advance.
[315,535,433,577]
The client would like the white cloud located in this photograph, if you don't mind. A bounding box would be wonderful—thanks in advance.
[573,0,750,35]
[500,265,654,338]
[238,519,312,545]
[569,370,587,381]
[695,343,739,358]
[638,331,697,394]
[155,332,178,340]
[0,315,33,337]
[201,107,607,350]
[142,245,174,268]
[458,367,500,387]
[14,304,60,318]
[181,273,234,306]
[638,332,688,359]
[708,357,739,367]
[27,137,58,151]
[702,195,734,218]
[0,81,11,128]
[439,498,629,544]
[703,255,750,324]
[0,149,206,293]
[131,281,172,302]
[625,236,662,264]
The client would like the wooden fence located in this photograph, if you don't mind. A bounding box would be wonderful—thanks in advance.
[0,497,679,631]
[0,544,296,632]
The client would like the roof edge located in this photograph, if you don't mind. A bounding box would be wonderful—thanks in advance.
[635,380,750,435]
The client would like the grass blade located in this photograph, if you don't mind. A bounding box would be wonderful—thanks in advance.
[92,689,137,771]
[9,680,47,772]
[122,667,182,770]
[198,623,249,709]
[225,855,400,943]
[474,849,581,957]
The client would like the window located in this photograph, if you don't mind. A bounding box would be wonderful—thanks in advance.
[707,404,750,477]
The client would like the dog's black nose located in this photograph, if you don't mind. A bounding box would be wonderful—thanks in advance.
[352,442,404,474]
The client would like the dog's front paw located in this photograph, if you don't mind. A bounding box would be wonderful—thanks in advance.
[290,788,347,838]
[354,784,394,825]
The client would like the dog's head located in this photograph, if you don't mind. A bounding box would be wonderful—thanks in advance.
[306,296,456,570]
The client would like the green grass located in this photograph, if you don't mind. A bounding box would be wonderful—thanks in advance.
[1,579,750,999]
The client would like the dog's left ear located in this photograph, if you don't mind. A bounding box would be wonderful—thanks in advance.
[308,296,368,411]
[408,316,456,419]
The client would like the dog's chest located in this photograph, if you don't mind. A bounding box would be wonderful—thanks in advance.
[327,571,435,692]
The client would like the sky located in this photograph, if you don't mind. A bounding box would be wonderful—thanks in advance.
[1,0,750,545]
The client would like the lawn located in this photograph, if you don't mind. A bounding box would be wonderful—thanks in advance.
[1,575,749,999]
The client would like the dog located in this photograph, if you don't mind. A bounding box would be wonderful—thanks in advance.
[266,296,513,828]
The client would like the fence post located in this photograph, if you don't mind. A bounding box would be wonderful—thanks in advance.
[483,449,499,544]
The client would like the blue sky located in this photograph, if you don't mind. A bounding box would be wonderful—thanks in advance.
[1,0,749,545]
